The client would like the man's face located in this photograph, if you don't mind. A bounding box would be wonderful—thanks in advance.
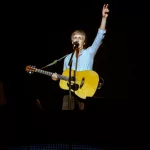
[72,34,85,50]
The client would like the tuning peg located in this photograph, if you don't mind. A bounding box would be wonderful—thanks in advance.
[31,65,36,68]
[25,65,36,74]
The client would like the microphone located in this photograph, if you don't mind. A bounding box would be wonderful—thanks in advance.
[73,41,79,49]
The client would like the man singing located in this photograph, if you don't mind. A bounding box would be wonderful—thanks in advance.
[52,4,109,110]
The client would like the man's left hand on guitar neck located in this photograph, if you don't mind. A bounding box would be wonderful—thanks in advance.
[51,73,58,81]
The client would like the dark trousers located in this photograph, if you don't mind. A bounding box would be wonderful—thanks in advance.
[62,93,86,111]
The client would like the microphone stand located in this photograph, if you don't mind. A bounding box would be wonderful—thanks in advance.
[68,41,79,109]
[68,49,75,110]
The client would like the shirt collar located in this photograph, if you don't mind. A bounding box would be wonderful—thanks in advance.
[74,49,84,57]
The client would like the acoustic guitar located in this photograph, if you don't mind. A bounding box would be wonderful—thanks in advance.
[25,65,99,99]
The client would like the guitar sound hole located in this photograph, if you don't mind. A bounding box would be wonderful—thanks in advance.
[67,82,79,91]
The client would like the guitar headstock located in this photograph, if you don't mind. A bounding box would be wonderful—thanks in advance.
[25,65,37,74]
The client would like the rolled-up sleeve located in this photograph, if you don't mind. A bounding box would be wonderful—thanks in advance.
[87,29,106,57]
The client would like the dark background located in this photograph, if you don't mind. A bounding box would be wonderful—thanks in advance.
[1,0,142,149]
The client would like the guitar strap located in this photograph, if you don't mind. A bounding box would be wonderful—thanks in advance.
[40,54,69,69]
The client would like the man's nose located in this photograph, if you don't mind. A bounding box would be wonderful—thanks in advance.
[75,40,79,43]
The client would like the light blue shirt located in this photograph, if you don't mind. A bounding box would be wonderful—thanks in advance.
[63,29,106,71]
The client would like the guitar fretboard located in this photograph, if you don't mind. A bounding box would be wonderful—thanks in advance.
[57,74,68,81]
[36,69,52,76]
[36,69,69,81]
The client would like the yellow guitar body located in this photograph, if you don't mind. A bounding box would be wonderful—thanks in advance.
[59,68,99,99]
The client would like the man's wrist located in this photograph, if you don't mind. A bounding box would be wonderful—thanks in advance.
[102,16,107,21]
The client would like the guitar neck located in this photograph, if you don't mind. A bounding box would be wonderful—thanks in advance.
[35,68,68,81]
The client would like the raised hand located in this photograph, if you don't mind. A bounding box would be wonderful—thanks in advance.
[102,4,109,18]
